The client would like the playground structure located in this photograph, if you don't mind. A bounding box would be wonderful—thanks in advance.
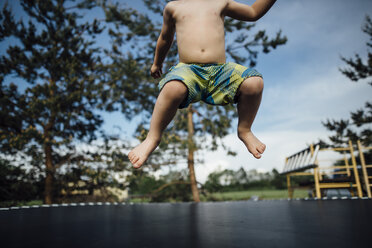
[281,140,372,198]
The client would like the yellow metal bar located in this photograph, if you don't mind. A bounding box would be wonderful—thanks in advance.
[350,189,355,197]
[319,183,359,188]
[326,171,348,175]
[310,144,319,167]
[310,144,314,154]
[289,172,314,176]
[320,166,350,170]
[349,140,363,197]
[314,167,321,198]
[357,140,371,198]
[344,152,351,177]
[365,165,372,168]
[287,174,293,199]
[319,183,353,188]
[320,147,350,151]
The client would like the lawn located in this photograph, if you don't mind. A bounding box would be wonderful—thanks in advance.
[0,200,43,208]
[128,189,310,203]
[201,189,310,201]
[0,189,309,207]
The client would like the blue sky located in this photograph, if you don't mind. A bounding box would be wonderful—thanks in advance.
[2,0,372,182]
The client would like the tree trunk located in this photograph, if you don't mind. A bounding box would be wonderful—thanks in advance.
[44,79,56,204]
[44,141,54,204]
[187,106,200,202]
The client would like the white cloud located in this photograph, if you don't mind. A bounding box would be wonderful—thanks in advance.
[258,66,372,131]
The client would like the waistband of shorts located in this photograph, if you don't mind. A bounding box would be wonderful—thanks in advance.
[179,62,225,67]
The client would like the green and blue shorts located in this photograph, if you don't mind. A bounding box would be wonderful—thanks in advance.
[158,62,262,108]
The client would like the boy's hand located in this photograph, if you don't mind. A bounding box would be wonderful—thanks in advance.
[151,64,163,79]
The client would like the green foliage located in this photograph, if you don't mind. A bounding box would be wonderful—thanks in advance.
[0,0,155,203]
[152,169,193,202]
[151,180,192,202]
[204,170,224,192]
[204,167,289,192]
[0,0,105,156]
[126,166,312,202]
[127,170,164,195]
[54,138,132,202]
[270,169,287,189]
[0,200,43,208]
[127,169,192,202]
[0,158,42,204]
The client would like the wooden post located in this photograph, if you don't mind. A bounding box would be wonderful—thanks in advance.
[314,167,321,198]
[357,140,371,198]
[44,141,54,204]
[344,152,351,177]
[286,174,292,199]
[310,144,320,198]
[349,140,363,198]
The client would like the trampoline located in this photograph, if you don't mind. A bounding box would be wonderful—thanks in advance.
[1,199,371,248]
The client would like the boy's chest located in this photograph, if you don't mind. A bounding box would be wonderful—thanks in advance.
[173,1,226,22]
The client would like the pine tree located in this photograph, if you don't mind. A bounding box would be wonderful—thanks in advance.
[0,0,154,204]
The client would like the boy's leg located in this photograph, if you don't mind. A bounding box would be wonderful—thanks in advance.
[128,80,188,168]
[236,76,266,159]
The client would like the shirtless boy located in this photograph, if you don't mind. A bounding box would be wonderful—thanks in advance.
[128,0,276,168]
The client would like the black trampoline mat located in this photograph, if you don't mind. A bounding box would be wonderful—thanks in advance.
[1,200,371,248]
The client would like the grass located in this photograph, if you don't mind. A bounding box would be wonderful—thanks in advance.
[201,189,309,201]
[127,189,310,203]
[0,200,43,208]
[1,190,309,207]
[129,198,151,203]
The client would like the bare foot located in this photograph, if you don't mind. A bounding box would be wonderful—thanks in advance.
[238,131,266,159]
[128,138,160,168]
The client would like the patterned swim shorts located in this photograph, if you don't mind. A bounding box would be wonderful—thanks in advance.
[158,62,262,108]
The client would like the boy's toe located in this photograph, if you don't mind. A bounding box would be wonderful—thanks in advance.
[248,146,262,159]
[251,151,261,159]
[132,156,139,164]
[128,152,134,160]
[134,160,143,169]
[257,144,266,154]
[261,144,266,151]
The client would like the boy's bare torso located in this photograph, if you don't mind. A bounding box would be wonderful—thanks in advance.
[169,0,229,64]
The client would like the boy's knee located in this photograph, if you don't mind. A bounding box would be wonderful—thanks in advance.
[162,80,188,101]
[240,77,264,95]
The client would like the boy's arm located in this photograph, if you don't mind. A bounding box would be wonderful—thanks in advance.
[151,3,176,79]
[223,0,276,22]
